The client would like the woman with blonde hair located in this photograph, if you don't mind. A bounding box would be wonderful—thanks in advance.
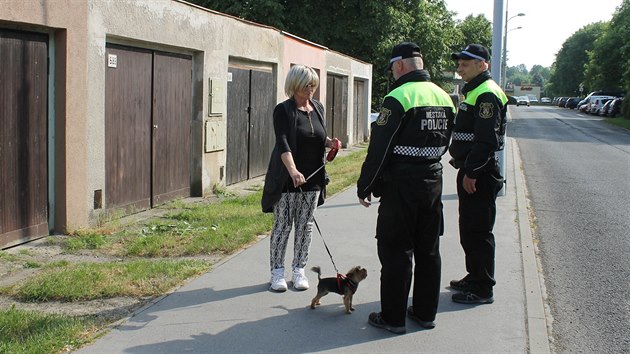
[262,65,340,292]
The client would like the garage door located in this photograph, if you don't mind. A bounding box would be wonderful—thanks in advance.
[226,66,275,185]
[105,44,192,211]
[0,29,49,248]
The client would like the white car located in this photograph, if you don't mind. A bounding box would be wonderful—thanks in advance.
[586,95,615,114]
[516,96,530,106]
[541,97,551,103]
[528,95,539,104]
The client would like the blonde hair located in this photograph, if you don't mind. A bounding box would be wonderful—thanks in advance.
[284,65,319,97]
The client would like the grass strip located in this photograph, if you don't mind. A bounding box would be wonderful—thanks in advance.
[603,116,630,130]
[2,259,209,302]
[60,147,368,258]
[0,307,98,354]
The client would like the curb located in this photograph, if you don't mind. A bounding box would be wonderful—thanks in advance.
[511,138,552,353]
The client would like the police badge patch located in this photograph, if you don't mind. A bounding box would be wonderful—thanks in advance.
[376,108,391,125]
[479,102,494,119]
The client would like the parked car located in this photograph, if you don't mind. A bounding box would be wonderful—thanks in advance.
[607,97,624,117]
[541,97,551,103]
[507,95,518,105]
[516,96,530,106]
[528,95,539,104]
[578,98,590,112]
[589,97,614,115]
[558,97,569,107]
[600,100,614,116]
[565,97,581,109]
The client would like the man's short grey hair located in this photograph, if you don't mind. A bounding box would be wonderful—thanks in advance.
[285,65,320,97]
[403,56,424,70]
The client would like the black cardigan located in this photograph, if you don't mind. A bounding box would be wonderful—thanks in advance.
[261,98,328,213]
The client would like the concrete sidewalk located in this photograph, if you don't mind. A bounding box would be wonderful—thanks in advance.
[77,137,549,354]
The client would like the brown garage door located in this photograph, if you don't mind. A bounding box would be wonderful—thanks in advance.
[105,44,192,212]
[326,74,348,147]
[353,79,367,143]
[105,45,153,211]
[0,29,49,248]
[152,52,192,205]
[226,67,275,185]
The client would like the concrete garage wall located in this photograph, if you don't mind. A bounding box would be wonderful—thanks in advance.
[0,0,372,237]
[86,0,283,211]
[1,0,90,233]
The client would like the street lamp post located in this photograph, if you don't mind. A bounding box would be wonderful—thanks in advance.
[501,3,525,90]
[502,26,523,90]
[496,1,524,197]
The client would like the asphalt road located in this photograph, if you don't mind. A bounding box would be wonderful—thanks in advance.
[509,105,630,353]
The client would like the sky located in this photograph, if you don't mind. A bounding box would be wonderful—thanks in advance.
[444,0,623,70]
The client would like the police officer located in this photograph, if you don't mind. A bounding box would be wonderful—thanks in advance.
[357,42,455,334]
[449,44,507,304]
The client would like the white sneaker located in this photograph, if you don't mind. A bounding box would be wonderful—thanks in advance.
[292,268,309,290]
[270,268,287,292]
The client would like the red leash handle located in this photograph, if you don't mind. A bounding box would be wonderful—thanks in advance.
[326,139,342,162]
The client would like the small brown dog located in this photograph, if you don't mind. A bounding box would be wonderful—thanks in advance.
[310,265,368,314]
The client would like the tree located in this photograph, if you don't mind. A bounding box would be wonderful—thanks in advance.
[529,64,550,88]
[583,0,630,118]
[189,0,461,107]
[454,14,492,51]
[616,0,630,119]
[583,22,623,91]
[192,0,287,29]
[548,22,606,96]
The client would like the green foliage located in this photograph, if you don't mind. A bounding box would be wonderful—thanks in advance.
[584,0,630,96]
[0,307,97,354]
[529,65,551,88]
[188,0,464,107]
[3,259,209,301]
[454,14,492,50]
[548,22,606,96]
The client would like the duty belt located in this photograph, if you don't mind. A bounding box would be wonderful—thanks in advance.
[452,132,505,144]
[393,145,446,157]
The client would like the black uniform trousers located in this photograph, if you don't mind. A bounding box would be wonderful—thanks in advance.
[456,165,503,298]
[375,165,443,326]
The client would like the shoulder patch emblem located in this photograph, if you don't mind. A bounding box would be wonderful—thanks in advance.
[376,108,391,126]
[479,102,494,119]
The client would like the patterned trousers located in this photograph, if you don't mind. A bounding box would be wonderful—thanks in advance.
[270,191,319,271]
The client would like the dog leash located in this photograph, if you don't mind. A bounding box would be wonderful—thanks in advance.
[297,184,340,275]
[312,214,340,274]
[299,140,342,274]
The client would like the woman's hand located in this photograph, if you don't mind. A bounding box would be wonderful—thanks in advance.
[327,137,341,149]
[289,169,306,188]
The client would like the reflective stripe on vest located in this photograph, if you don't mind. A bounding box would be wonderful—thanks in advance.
[386,81,456,113]
[393,145,447,157]
[453,132,504,144]
[463,80,508,106]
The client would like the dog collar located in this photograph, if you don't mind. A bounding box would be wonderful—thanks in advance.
[337,273,358,294]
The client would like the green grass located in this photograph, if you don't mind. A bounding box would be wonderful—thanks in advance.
[325,146,368,195]
[0,307,98,354]
[57,146,368,258]
[65,229,108,251]
[604,116,630,130]
[2,259,209,302]
[0,251,19,262]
